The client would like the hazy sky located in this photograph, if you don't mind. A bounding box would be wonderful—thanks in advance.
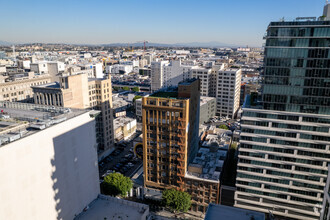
[0,0,325,46]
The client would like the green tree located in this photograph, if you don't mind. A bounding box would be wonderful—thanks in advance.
[133,95,142,103]
[162,189,191,212]
[113,87,119,91]
[132,87,140,92]
[122,86,130,91]
[219,124,229,130]
[102,172,133,197]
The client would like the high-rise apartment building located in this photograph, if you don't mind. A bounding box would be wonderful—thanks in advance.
[142,79,200,190]
[216,68,242,119]
[32,73,114,158]
[150,61,169,92]
[151,60,194,92]
[190,64,241,119]
[163,60,192,88]
[235,5,330,220]
[190,67,212,96]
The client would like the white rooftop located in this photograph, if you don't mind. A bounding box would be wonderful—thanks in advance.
[75,195,149,220]
[204,204,265,220]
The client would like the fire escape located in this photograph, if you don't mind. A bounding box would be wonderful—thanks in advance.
[176,116,186,191]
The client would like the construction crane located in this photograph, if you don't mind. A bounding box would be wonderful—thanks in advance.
[136,40,149,56]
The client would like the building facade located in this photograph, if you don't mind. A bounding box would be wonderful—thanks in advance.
[0,102,100,220]
[235,11,330,220]
[0,72,51,102]
[163,60,192,88]
[216,68,242,119]
[320,166,330,220]
[32,73,114,158]
[150,61,169,92]
[200,96,216,124]
[142,79,200,190]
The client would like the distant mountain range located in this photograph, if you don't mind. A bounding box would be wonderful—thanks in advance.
[0,41,12,46]
[0,40,248,48]
[101,41,241,48]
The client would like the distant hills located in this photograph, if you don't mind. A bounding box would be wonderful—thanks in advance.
[0,41,12,46]
[101,41,241,48]
[0,40,247,48]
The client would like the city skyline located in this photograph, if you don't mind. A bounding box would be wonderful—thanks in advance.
[0,0,324,47]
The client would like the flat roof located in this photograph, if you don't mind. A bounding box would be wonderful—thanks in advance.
[75,195,149,220]
[186,147,226,182]
[205,204,265,220]
[32,82,60,89]
[150,91,178,99]
[0,101,87,147]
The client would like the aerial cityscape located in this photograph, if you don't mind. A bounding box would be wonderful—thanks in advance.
[0,1,329,220]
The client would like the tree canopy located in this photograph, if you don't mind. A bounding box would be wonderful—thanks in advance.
[132,87,139,92]
[162,189,191,212]
[219,124,229,130]
[102,172,133,197]
[133,95,142,103]
[122,86,130,91]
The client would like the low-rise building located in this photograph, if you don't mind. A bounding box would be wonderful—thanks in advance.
[185,147,227,213]
[114,117,137,141]
[112,96,130,118]
[75,195,149,220]
[201,126,232,151]
[204,204,265,220]
[0,72,51,102]
[30,61,65,82]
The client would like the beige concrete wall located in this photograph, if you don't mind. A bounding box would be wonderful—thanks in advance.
[0,112,100,220]
[0,76,51,102]
[62,73,89,109]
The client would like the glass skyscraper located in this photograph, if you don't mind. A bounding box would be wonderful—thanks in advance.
[234,5,330,220]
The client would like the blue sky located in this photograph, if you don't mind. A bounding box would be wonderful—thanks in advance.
[0,0,325,46]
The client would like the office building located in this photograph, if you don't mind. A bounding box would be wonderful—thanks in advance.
[320,166,330,220]
[0,72,51,102]
[142,78,200,190]
[235,6,330,220]
[32,73,114,158]
[0,102,100,220]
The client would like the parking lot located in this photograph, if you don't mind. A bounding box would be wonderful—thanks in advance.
[98,139,143,182]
